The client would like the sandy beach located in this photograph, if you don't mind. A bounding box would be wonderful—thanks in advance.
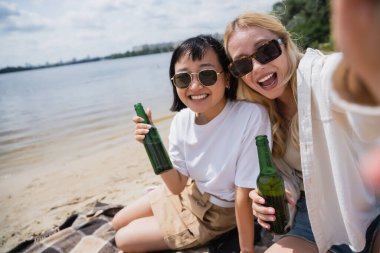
[0,117,172,252]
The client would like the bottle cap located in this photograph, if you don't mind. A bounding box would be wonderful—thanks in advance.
[255,135,268,145]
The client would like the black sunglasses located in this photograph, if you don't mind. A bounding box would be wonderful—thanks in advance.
[229,38,283,78]
[171,69,223,89]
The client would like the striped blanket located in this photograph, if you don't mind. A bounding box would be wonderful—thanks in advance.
[7,202,245,253]
[8,202,123,253]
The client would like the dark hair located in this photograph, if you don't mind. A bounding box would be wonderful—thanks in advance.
[169,35,237,112]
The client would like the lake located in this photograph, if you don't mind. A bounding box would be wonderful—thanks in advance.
[0,52,174,174]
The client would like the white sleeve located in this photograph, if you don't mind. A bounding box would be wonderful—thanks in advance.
[301,49,380,143]
[235,105,272,188]
[317,51,380,142]
[331,90,380,142]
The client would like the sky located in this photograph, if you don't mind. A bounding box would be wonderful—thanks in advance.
[0,0,278,69]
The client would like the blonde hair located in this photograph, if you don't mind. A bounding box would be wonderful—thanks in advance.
[224,12,303,158]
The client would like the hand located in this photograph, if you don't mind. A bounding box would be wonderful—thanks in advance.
[249,188,295,230]
[331,0,380,103]
[132,107,153,142]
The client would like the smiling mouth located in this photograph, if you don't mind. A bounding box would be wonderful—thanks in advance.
[190,94,208,100]
[258,73,277,89]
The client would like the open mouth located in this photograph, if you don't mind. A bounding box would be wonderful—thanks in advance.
[258,73,277,89]
[190,94,209,100]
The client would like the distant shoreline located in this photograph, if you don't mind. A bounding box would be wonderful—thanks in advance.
[0,57,103,74]
[0,49,174,75]
[1,33,227,75]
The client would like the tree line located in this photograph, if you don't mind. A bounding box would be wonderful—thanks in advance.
[272,0,332,51]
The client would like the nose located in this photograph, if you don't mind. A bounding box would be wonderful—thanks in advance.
[251,58,264,72]
[188,73,203,89]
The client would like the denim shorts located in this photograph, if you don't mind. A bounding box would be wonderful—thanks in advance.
[286,192,380,253]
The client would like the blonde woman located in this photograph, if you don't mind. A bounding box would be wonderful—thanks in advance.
[223,1,380,253]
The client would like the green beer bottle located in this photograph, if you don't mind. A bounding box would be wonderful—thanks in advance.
[255,135,289,234]
[134,103,173,175]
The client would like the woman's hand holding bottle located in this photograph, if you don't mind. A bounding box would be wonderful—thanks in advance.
[249,188,295,230]
[133,107,153,142]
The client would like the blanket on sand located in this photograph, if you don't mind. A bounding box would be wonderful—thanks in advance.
[8,202,123,253]
[7,202,248,253]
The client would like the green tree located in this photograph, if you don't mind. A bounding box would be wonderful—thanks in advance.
[272,0,332,51]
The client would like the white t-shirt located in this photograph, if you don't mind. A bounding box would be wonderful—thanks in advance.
[169,100,271,207]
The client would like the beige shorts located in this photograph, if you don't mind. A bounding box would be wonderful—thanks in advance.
[148,181,236,250]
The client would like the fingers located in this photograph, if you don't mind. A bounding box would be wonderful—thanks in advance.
[133,117,151,142]
[132,108,155,125]
[253,204,276,227]
[249,189,275,230]
[145,108,153,123]
[132,116,144,124]
[285,189,296,205]
[257,218,271,230]
[249,188,265,206]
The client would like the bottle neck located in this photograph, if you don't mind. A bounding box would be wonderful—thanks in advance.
[256,137,276,175]
[134,103,151,124]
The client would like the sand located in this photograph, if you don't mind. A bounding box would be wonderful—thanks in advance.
[0,118,171,252]
[0,116,269,253]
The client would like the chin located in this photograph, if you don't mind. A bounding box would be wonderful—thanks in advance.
[257,88,283,100]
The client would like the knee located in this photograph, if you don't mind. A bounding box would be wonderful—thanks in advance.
[112,210,128,231]
[111,216,119,231]
[112,205,142,231]
[112,209,130,231]
[114,226,136,252]
[114,228,128,251]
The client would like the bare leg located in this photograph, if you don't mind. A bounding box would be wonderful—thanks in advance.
[115,216,168,252]
[264,236,318,253]
[112,190,154,230]
[112,188,169,252]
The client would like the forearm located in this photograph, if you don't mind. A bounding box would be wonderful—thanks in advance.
[333,60,379,106]
[332,59,380,142]
[160,168,188,195]
[331,0,380,105]
[235,187,255,253]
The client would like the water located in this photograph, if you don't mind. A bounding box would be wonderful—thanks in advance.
[0,52,174,174]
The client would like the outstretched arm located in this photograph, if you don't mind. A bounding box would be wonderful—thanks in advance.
[332,0,380,104]
[332,0,380,197]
